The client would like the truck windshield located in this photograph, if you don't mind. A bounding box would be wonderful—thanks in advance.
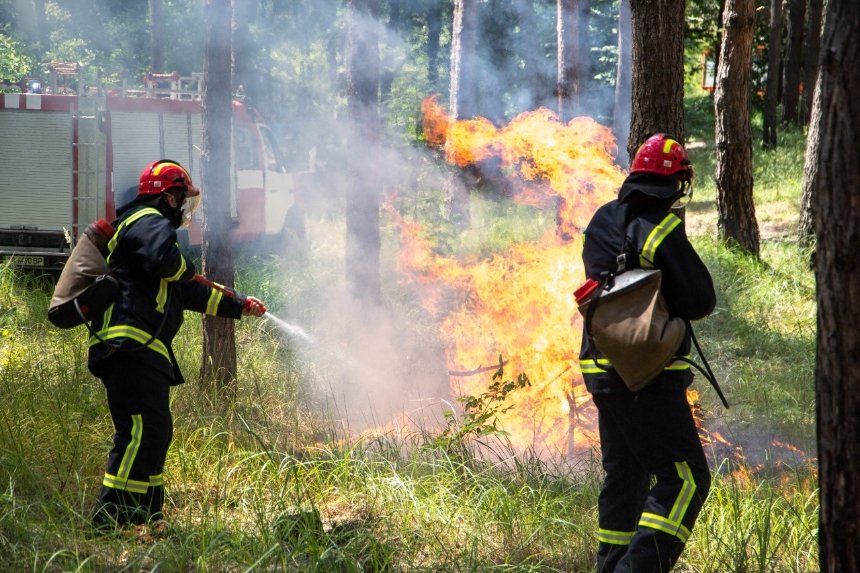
[235,125,260,170]
[259,125,287,173]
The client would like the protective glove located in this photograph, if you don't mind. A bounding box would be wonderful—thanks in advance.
[241,295,267,317]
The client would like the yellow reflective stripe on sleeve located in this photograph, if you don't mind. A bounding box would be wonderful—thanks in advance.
[106,207,162,263]
[166,249,187,281]
[156,279,168,313]
[640,213,682,268]
[116,414,143,486]
[638,461,696,542]
[88,325,170,361]
[149,474,164,487]
[205,289,223,316]
[598,528,635,545]
[580,358,610,374]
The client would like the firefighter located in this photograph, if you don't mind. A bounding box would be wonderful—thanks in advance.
[89,159,266,532]
[579,134,716,572]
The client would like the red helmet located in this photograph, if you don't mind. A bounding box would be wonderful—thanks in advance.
[630,134,692,181]
[138,159,200,198]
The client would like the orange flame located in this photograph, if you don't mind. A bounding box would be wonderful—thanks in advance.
[389,98,627,456]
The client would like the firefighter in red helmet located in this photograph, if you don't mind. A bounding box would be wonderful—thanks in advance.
[89,159,266,532]
[579,134,716,572]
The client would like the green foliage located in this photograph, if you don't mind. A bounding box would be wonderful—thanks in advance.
[437,356,531,447]
[0,31,33,86]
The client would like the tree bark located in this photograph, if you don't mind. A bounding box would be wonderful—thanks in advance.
[628,0,686,159]
[200,0,238,394]
[781,0,806,124]
[612,0,632,167]
[798,76,820,245]
[714,0,759,256]
[148,0,165,72]
[557,0,589,122]
[762,0,782,148]
[815,0,860,565]
[801,0,824,124]
[426,0,444,88]
[346,0,382,306]
[446,0,479,227]
[233,0,262,114]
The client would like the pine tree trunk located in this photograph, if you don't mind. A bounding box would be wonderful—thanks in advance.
[798,77,820,245]
[801,0,824,124]
[714,0,759,256]
[815,0,860,564]
[346,0,382,306]
[201,0,238,395]
[781,0,806,124]
[557,0,589,121]
[148,0,165,72]
[612,0,632,166]
[426,2,443,88]
[762,0,782,148]
[446,0,478,227]
[628,0,686,159]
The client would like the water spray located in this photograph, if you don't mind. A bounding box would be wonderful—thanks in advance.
[192,274,313,343]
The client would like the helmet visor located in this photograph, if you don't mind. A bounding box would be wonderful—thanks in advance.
[181,193,201,227]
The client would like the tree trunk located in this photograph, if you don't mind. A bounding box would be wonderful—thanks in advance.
[628,0,686,158]
[346,0,382,306]
[517,0,549,112]
[762,0,782,148]
[815,0,860,564]
[446,0,479,227]
[426,1,444,88]
[200,0,238,395]
[798,76,820,245]
[781,0,806,124]
[233,1,262,115]
[612,0,632,167]
[714,0,760,256]
[557,0,589,122]
[148,0,165,72]
[801,0,824,124]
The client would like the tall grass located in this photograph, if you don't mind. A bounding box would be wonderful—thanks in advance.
[0,121,818,571]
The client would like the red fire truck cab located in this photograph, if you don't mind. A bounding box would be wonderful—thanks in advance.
[0,70,303,272]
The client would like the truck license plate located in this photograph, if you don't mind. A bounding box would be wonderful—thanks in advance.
[10,255,45,267]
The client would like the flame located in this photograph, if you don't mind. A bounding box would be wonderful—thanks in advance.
[389,98,625,456]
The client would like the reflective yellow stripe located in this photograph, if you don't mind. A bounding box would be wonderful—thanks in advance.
[106,207,162,263]
[598,528,635,545]
[663,138,679,154]
[205,289,223,316]
[88,325,169,361]
[581,357,689,374]
[166,249,187,281]
[638,461,696,542]
[665,355,692,371]
[116,414,142,485]
[669,461,696,524]
[156,279,168,313]
[149,474,164,487]
[102,474,149,494]
[579,358,610,374]
[640,213,682,268]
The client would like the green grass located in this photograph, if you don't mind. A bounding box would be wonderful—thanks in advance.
[0,113,817,571]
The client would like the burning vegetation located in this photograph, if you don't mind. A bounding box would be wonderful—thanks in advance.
[387,97,625,456]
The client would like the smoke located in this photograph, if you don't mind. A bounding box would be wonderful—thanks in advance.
[257,2,632,437]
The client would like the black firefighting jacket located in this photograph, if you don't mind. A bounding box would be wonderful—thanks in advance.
[87,197,244,384]
[578,186,716,395]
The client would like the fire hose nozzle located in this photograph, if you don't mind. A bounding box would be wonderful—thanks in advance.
[193,274,266,316]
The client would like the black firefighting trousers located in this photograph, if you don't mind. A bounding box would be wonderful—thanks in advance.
[592,388,711,573]
[91,353,173,528]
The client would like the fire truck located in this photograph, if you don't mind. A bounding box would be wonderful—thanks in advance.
[0,68,303,272]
